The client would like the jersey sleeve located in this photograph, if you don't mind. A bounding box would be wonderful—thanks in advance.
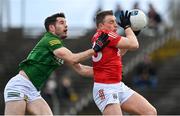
[47,38,63,52]
[107,32,121,47]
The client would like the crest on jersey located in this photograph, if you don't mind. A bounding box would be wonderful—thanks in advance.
[112,93,118,99]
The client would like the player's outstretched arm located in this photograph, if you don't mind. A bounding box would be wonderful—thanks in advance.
[71,63,93,77]
[53,33,109,65]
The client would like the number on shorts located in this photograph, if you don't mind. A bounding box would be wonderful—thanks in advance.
[98,89,105,100]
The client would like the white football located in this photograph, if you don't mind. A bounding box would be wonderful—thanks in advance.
[130,9,148,31]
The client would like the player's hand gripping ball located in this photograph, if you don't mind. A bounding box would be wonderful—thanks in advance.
[130,9,148,31]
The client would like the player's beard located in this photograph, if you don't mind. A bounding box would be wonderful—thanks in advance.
[55,30,67,39]
[54,25,67,39]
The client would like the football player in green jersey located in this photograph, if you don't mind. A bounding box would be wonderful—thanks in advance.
[4,12,110,115]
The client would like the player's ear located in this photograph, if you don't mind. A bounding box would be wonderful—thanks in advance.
[98,23,104,29]
[49,24,55,31]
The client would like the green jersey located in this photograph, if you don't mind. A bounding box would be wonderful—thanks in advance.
[19,32,64,90]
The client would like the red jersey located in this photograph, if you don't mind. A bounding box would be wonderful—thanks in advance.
[92,30,123,83]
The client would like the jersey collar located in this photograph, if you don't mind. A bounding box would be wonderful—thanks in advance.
[46,32,60,39]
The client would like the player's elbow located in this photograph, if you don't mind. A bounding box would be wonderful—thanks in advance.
[69,58,79,65]
[133,42,139,49]
[129,42,139,50]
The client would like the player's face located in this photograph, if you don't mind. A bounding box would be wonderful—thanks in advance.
[101,15,118,32]
[54,17,68,39]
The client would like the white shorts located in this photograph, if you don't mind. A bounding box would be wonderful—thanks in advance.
[93,82,135,112]
[4,74,42,103]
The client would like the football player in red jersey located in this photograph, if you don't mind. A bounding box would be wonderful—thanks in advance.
[92,10,157,115]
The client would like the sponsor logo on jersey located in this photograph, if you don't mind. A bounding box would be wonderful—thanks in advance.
[49,39,61,46]
[54,56,64,65]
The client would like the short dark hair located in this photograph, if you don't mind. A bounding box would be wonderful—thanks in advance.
[44,13,65,31]
[95,10,113,27]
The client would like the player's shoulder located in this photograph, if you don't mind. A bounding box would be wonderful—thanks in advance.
[97,30,120,39]
[94,32,99,38]
[39,33,63,47]
[92,30,101,42]
[93,30,120,41]
[42,32,59,40]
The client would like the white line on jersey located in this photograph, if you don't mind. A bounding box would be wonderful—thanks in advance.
[108,32,118,39]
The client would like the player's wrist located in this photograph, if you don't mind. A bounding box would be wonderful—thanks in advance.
[124,26,131,31]
[93,45,100,53]
[92,49,99,56]
[124,25,131,30]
